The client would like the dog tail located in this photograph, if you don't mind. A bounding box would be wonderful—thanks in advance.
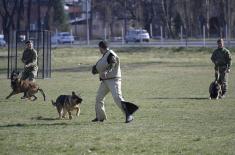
[38,88,46,101]
[51,100,56,106]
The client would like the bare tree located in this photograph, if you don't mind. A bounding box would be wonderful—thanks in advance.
[44,0,54,30]
[93,0,146,37]
[142,0,177,38]
[16,0,24,31]
[142,0,155,34]
[159,0,176,38]
[0,0,18,39]
[26,0,32,30]
[92,0,124,37]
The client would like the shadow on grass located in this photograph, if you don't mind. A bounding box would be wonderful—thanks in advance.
[149,97,209,100]
[31,116,58,121]
[0,116,69,128]
[0,122,68,128]
[0,115,119,128]
[0,120,122,128]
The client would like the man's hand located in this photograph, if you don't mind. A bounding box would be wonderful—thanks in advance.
[100,72,107,79]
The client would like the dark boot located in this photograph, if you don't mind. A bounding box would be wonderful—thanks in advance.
[91,118,104,122]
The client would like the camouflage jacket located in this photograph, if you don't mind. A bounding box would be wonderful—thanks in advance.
[211,47,232,69]
[22,48,38,67]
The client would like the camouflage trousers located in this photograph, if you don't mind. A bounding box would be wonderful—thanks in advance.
[21,66,38,82]
[215,66,229,94]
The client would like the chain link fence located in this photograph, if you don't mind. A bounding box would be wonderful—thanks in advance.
[7,30,51,79]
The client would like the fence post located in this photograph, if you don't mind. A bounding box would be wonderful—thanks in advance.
[203,25,206,47]
[104,27,107,41]
[180,25,183,46]
[42,30,45,78]
[122,27,124,45]
[70,29,73,45]
[86,0,90,45]
[14,30,17,70]
[225,24,228,41]
[160,26,163,44]
[150,23,153,38]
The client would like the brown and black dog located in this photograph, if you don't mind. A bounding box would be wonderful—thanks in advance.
[6,70,46,101]
[52,92,83,119]
[209,80,222,99]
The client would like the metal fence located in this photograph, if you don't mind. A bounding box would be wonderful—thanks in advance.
[7,30,51,79]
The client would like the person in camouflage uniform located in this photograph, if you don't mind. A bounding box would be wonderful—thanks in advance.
[21,40,38,99]
[21,40,38,81]
[211,38,232,98]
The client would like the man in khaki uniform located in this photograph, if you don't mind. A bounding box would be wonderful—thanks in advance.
[211,38,232,98]
[91,41,138,123]
[21,40,38,99]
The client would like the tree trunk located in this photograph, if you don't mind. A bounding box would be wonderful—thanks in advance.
[16,0,24,31]
[1,0,18,40]
[26,0,32,31]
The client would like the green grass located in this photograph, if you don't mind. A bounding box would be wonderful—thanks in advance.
[0,47,235,155]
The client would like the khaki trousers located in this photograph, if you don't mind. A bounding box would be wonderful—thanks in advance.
[95,78,125,120]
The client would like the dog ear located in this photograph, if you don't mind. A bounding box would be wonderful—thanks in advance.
[72,91,76,96]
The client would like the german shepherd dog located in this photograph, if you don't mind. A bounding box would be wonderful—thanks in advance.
[6,70,46,101]
[209,80,222,99]
[51,92,83,119]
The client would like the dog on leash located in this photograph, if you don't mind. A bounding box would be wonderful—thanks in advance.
[209,80,222,99]
[51,92,83,119]
[6,70,46,101]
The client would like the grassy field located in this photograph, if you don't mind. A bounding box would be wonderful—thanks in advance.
[0,47,234,155]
